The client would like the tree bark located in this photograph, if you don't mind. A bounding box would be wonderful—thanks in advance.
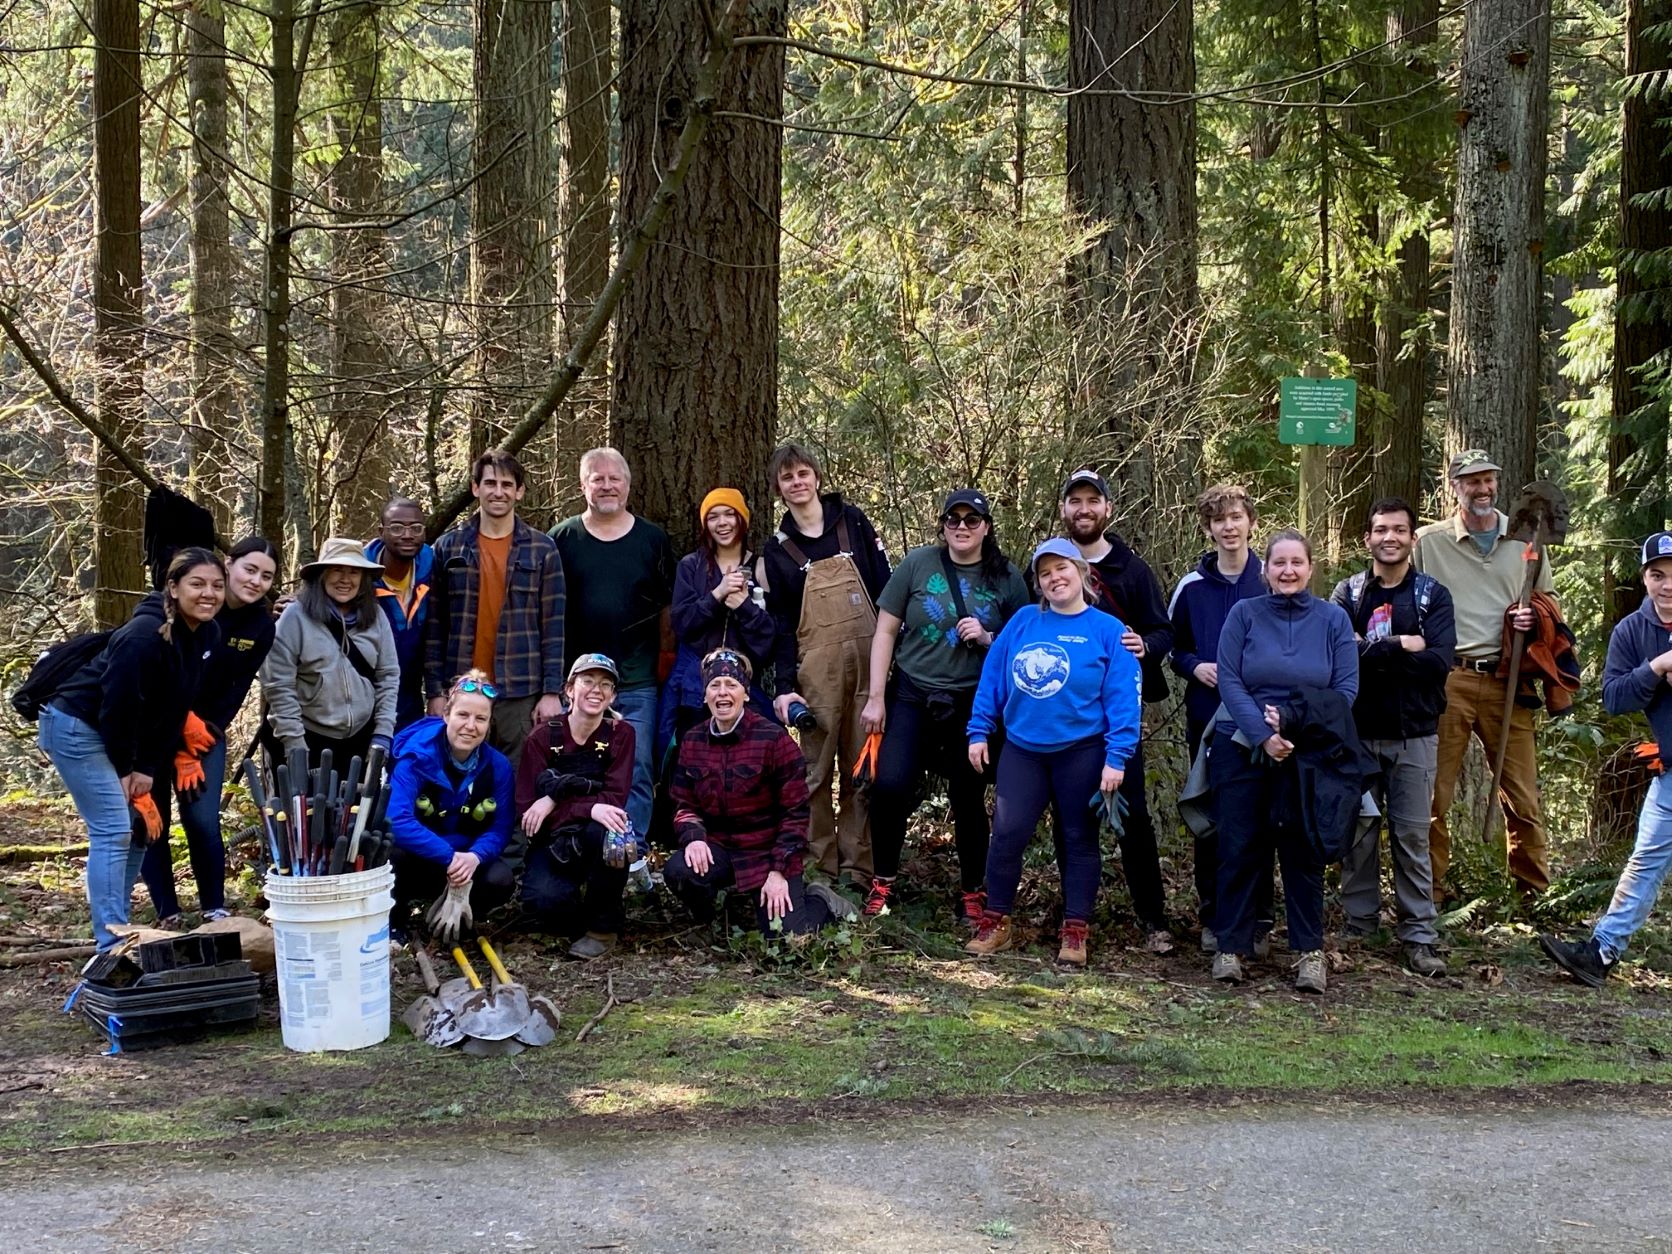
[556,0,613,517]
[1446,0,1550,495]
[1606,0,1672,626]
[470,0,555,513]
[326,0,391,536]
[613,0,783,555]
[91,0,147,626]
[1065,0,1199,550]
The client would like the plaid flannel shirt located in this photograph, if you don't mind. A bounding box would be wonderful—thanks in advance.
[425,515,566,701]
[671,709,809,891]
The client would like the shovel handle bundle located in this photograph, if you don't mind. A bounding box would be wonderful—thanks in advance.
[245,744,396,877]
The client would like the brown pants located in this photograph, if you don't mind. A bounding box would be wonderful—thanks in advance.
[798,636,873,884]
[1429,668,1551,899]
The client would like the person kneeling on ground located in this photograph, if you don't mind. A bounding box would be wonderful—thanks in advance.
[664,648,857,935]
[1541,533,1672,987]
[386,669,515,943]
[517,653,636,960]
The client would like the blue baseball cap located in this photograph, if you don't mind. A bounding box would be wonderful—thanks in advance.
[1030,537,1083,571]
[1642,532,1672,569]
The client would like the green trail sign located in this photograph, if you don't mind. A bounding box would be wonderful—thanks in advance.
[1278,376,1357,446]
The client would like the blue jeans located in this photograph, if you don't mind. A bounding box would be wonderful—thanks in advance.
[612,683,659,836]
[1594,774,1672,962]
[38,704,144,950]
[985,736,1104,922]
[139,738,228,917]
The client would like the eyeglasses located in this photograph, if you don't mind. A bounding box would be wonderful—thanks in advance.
[941,513,987,530]
[383,522,425,536]
[455,678,499,699]
[573,674,617,690]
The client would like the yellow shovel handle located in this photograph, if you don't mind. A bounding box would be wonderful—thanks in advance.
[477,938,513,986]
[451,946,483,990]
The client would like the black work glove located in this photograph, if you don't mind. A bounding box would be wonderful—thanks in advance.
[537,769,603,800]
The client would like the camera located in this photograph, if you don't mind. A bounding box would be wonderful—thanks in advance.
[786,700,817,732]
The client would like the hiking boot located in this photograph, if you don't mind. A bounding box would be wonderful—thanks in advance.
[1145,928,1176,955]
[568,931,618,960]
[862,876,895,918]
[1252,930,1272,960]
[1058,919,1090,968]
[965,912,1014,957]
[959,888,987,931]
[1539,934,1610,989]
[1403,942,1447,978]
[808,881,859,922]
[1293,950,1327,994]
[156,914,186,932]
[1212,951,1244,983]
[1200,926,1218,954]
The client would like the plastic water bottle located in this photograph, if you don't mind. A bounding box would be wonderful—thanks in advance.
[604,822,631,869]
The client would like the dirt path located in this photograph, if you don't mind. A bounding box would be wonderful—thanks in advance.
[7,1098,1671,1251]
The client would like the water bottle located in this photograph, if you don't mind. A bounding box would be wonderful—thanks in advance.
[750,585,767,612]
[604,823,631,869]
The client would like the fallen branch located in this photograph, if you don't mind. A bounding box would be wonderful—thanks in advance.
[0,844,90,865]
[0,935,87,947]
[0,945,96,967]
[574,971,618,1043]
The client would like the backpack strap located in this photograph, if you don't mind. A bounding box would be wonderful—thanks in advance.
[939,548,971,621]
[1344,570,1369,622]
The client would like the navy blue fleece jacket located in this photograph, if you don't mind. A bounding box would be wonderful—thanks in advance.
[1602,597,1672,760]
[1214,591,1358,746]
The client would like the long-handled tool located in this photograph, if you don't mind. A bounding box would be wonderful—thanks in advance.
[346,744,386,870]
[449,946,523,1041]
[401,948,464,1047]
[478,939,559,1047]
[244,759,287,874]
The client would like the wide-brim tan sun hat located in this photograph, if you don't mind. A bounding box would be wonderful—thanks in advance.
[300,537,384,576]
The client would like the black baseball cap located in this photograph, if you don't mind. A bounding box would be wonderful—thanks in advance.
[1642,531,1672,568]
[1061,469,1110,500]
[942,488,992,518]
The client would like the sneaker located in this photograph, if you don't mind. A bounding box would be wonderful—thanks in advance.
[959,888,987,931]
[1145,928,1176,956]
[1252,930,1272,961]
[1200,926,1217,954]
[1058,919,1089,967]
[808,881,859,922]
[1211,951,1243,983]
[1539,934,1610,988]
[965,912,1014,956]
[862,877,894,917]
[156,914,186,932]
[1294,950,1327,994]
[201,908,232,923]
[1403,942,1447,978]
[568,931,618,960]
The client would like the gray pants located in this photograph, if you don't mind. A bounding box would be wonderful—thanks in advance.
[1343,735,1439,944]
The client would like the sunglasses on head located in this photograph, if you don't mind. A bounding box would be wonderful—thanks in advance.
[941,513,986,529]
[455,678,499,699]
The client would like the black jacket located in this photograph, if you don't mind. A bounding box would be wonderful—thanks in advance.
[193,598,276,731]
[53,592,220,778]
[1030,531,1172,703]
[1328,567,1455,740]
[1274,685,1377,864]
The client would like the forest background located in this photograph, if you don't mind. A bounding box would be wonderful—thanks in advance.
[0,0,1667,911]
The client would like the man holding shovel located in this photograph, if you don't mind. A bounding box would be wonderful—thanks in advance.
[1414,450,1555,903]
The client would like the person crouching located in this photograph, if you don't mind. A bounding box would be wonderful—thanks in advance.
[664,649,857,935]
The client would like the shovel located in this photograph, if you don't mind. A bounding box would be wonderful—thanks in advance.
[479,938,559,1047]
[400,948,464,1048]
[449,945,524,1041]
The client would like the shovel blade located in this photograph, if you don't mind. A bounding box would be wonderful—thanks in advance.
[515,994,561,1047]
[401,994,465,1048]
[453,988,524,1041]
[461,1034,526,1058]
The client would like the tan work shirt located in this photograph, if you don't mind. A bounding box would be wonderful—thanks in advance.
[1413,509,1554,661]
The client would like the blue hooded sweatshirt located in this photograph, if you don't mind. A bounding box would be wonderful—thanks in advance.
[1168,550,1264,732]
[1214,591,1358,746]
[365,538,435,730]
[1602,596,1672,761]
[968,604,1141,770]
[386,716,513,866]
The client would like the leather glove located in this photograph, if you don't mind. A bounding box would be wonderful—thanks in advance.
[425,881,474,945]
[181,712,219,759]
[132,792,164,843]
[174,751,207,804]
[537,769,601,799]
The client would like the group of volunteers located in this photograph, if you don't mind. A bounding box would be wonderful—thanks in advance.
[31,441,1672,994]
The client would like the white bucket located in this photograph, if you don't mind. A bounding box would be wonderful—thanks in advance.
[265,865,394,1052]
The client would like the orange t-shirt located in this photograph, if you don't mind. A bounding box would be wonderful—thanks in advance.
[472,532,512,679]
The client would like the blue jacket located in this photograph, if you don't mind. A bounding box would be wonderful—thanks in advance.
[1168,550,1264,731]
[968,604,1141,770]
[1215,591,1358,746]
[366,539,435,730]
[386,716,513,866]
[1602,597,1672,761]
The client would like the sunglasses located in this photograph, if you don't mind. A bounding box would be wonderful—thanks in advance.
[941,513,987,529]
[455,678,499,699]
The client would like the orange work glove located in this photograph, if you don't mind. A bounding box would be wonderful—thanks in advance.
[132,792,164,843]
[181,712,218,758]
[174,751,208,804]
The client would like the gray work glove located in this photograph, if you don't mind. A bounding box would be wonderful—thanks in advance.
[425,881,474,945]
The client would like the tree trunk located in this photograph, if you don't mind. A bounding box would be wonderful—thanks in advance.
[556,0,613,518]
[326,0,391,536]
[1374,0,1441,511]
[91,0,146,626]
[1446,0,1550,495]
[613,0,783,555]
[1065,0,1199,551]
[186,0,237,536]
[470,0,554,514]
[1606,0,1672,626]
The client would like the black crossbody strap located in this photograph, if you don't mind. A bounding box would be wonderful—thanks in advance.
[939,548,971,621]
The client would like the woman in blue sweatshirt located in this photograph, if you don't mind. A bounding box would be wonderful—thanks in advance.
[966,538,1142,966]
[1211,529,1357,992]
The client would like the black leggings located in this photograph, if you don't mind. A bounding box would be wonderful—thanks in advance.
[868,675,989,891]
[1050,741,1168,931]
